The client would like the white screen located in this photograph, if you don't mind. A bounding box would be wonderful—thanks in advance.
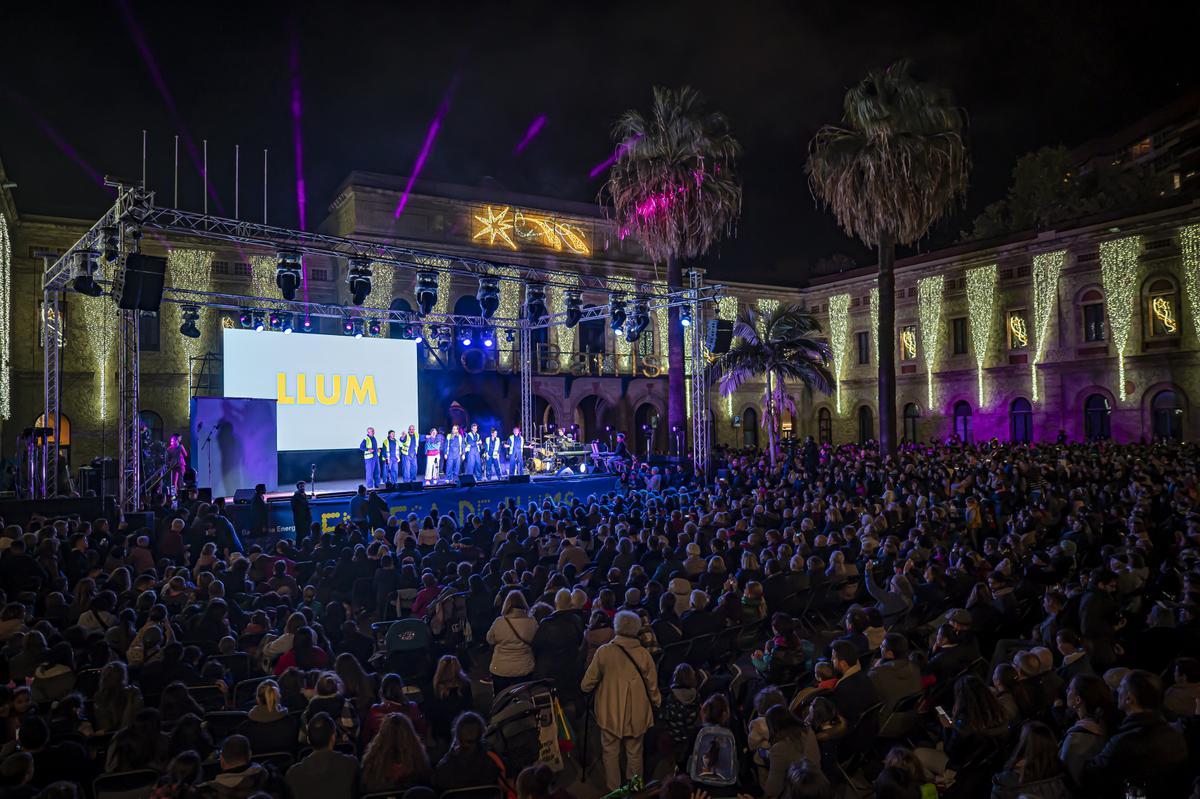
[222,328,419,451]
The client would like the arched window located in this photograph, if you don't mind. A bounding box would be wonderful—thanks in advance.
[953,401,972,442]
[1080,288,1105,342]
[388,298,413,339]
[139,410,165,442]
[857,406,874,444]
[1084,394,1111,440]
[34,413,72,446]
[578,308,605,354]
[1152,390,1183,441]
[817,408,832,445]
[902,403,920,443]
[1145,278,1179,338]
[1010,398,1033,443]
[743,407,759,448]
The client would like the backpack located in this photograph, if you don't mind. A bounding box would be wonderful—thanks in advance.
[687,724,739,787]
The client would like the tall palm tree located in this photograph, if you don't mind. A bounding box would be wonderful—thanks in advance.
[807,60,968,455]
[603,86,742,448]
[715,304,832,467]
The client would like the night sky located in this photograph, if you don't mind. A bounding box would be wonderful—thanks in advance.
[3,0,1196,285]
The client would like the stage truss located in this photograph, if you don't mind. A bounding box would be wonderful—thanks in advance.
[42,183,723,509]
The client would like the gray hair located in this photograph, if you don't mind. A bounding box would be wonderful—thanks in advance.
[614,610,641,638]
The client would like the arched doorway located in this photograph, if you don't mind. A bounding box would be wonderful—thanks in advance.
[1010,398,1032,443]
[575,395,604,444]
[1084,394,1111,440]
[817,408,832,445]
[742,407,759,448]
[453,296,483,356]
[635,403,661,457]
[953,401,972,442]
[579,310,605,355]
[857,406,873,444]
[902,403,920,443]
[1152,390,1182,441]
[388,297,414,339]
[35,413,72,447]
[533,396,555,436]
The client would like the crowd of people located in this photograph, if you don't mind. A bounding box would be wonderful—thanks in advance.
[0,435,1199,799]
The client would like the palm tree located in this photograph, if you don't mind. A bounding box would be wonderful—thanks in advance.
[715,304,832,467]
[806,60,968,455]
[603,86,742,448]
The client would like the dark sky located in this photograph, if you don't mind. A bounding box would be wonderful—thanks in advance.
[3,0,1196,284]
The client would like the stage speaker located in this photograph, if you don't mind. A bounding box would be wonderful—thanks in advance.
[508,474,531,484]
[232,488,257,505]
[117,253,167,312]
[396,481,422,492]
[705,319,734,353]
[457,475,477,488]
[196,487,213,503]
[125,511,155,532]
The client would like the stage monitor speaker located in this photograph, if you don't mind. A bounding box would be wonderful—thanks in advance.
[117,253,167,312]
[705,319,734,353]
[125,511,155,531]
[196,487,213,503]
[457,475,477,488]
[396,481,422,492]
[508,474,531,484]
[232,488,257,505]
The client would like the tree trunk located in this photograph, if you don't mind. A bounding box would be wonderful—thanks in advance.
[667,254,686,453]
[877,236,897,456]
[765,369,776,468]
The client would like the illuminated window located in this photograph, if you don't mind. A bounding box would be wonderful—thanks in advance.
[1007,309,1029,350]
[951,317,968,355]
[899,325,917,361]
[818,408,832,444]
[856,331,870,365]
[1146,279,1179,338]
[903,403,920,442]
[1130,137,1152,158]
[1010,397,1032,443]
[1080,289,1105,342]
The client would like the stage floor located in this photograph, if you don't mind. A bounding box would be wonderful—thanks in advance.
[259,475,544,500]
[233,472,621,538]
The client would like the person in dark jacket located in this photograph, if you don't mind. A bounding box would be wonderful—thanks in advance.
[200,735,270,799]
[285,713,358,799]
[1084,670,1190,799]
[249,484,269,540]
[532,591,585,699]
[434,711,502,793]
[1079,569,1122,670]
[290,483,312,540]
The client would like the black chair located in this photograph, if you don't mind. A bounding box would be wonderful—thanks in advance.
[93,769,158,799]
[181,638,219,656]
[440,787,504,799]
[210,652,251,683]
[655,639,692,685]
[204,710,249,744]
[833,701,884,797]
[233,676,271,708]
[877,691,923,741]
[187,684,228,712]
[255,751,295,772]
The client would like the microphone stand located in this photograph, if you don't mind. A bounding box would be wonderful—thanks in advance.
[200,424,220,496]
[310,464,317,499]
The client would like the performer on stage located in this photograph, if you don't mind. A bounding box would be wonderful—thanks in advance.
[445,424,463,481]
[483,428,503,480]
[465,423,483,480]
[507,425,525,477]
[424,427,442,484]
[400,424,419,483]
[166,434,188,496]
[383,430,400,486]
[359,427,381,489]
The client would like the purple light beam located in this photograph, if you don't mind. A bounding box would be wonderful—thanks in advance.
[513,114,547,155]
[588,134,642,180]
[289,22,309,303]
[393,78,458,219]
[115,0,226,214]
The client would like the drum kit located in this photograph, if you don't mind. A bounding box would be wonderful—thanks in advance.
[527,431,589,474]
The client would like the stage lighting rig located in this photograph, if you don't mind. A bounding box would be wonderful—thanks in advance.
[482,330,495,348]
[680,305,692,327]
[71,249,105,296]
[625,299,650,343]
[300,316,314,333]
[609,292,627,331]
[281,314,295,334]
[524,282,547,323]
[275,250,303,301]
[252,313,266,332]
[342,318,355,336]
[564,288,583,328]
[459,330,473,347]
[101,225,120,262]
[347,257,373,305]
[352,318,365,339]
[477,276,501,319]
[268,311,282,331]
[179,305,201,339]
[368,319,382,337]
[415,271,439,316]
[239,311,253,328]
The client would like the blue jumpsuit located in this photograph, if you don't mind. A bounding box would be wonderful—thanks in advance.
[400,433,419,482]
[383,436,400,484]
[507,434,525,476]
[464,431,483,479]
[484,435,503,479]
[445,433,463,480]
[359,435,380,488]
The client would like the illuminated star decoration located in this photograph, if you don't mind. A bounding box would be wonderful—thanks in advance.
[474,206,516,250]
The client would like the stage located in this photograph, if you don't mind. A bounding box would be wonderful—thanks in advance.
[231,472,622,539]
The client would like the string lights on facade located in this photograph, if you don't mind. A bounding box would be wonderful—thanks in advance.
[79,295,113,422]
[828,293,850,414]
[1099,235,1142,401]
[965,264,998,406]
[755,298,779,338]
[869,287,880,363]
[717,295,737,416]
[917,275,944,409]
[1181,224,1200,343]
[548,274,580,355]
[0,214,10,420]
[1030,250,1065,402]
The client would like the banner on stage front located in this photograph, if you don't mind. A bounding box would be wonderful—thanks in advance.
[222,329,420,451]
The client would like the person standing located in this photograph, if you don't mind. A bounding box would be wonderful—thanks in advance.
[580,610,661,791]
[400,425,419,483]
[359,427,381,489]
[290,482,312,539]
[425,428,442,485]
[464,423,483,480]
[507,426,525,477]
[484,429,503,481]
[250,483,269,539]
[445,425,463,481]
[383,430,401,486]
[166,434,189,496]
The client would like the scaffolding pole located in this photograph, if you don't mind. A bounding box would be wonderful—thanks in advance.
[40,287,61,498]
[519,324,533,441]
[688,269,710,481]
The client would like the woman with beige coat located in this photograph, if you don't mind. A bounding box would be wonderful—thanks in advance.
[580,610,661,791]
